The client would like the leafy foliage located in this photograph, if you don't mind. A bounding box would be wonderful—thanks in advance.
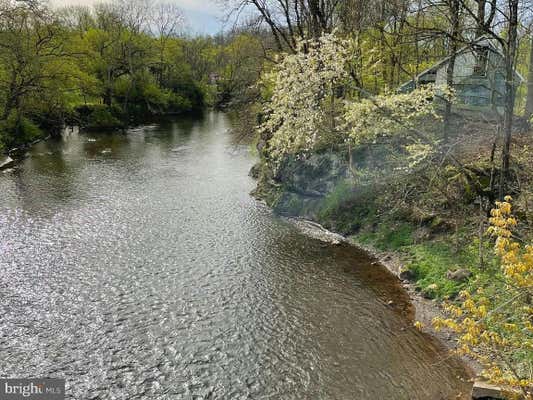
[343,86,440,144]
[434,198,533,398]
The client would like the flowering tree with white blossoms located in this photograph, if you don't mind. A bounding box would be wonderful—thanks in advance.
[343,86,439,145]
[343,85,442,169]
[259,33,351,166]
[260,32,444,170]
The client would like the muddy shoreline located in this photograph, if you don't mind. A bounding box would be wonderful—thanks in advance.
[354,240,482,376]
[288,217,481,379]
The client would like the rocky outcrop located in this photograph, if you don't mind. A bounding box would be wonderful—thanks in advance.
[268,150,350,217]
[471,380,507,399]
[399,267,415,281]
[289,218,346,245]
[0,156,15,170]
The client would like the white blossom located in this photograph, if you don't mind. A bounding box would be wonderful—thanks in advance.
[259,33,351,166]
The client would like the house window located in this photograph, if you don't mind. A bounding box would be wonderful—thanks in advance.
[473,47,489,77]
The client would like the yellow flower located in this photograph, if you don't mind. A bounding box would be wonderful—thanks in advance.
[432,198,533,393]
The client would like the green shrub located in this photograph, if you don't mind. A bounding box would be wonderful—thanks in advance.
[407,241,476,299]
[87,108,123,130]
[315,181,384,235]
[354,221,414,251]
[142,84,170,110]
[168,93,193,113]
[318,181,354,219]
[167,79,204,111]
[75,105,124,131]
[0,111,42,148]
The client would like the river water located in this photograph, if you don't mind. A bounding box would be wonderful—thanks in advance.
[0,112,471,399]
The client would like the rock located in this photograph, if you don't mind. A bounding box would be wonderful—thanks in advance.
[471,380,505,399]
[399,267,414,281]
[249,163,261,179]
[272,150,349,216]
[290,218,346,245]
[446,269,472,282]
[8,147,26,157]
[0,156,15,170]
[256,139,266,152]
[413,227,431,242]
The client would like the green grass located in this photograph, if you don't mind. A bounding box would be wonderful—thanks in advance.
[352,219,500,300]
[407,242,470,299]
[353,219,414,251]
[316,182,380,235]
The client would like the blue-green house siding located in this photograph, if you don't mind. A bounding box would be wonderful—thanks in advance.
[399,38,523,114]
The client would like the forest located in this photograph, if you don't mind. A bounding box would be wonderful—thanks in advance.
[0,0,264,151]
[1,0,533,397]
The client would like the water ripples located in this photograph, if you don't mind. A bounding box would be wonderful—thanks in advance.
[0,113,470,399]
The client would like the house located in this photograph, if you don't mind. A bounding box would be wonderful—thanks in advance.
[399,37,525,114]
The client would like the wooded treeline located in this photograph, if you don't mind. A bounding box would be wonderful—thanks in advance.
[0,0,265,151]
[1,0,532,201]
[228,0,532,96]
[225,0,533,197]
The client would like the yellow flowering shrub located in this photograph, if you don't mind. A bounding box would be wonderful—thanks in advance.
[433,197,533,398]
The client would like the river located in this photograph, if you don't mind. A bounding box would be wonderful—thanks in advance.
[0,112,471,399]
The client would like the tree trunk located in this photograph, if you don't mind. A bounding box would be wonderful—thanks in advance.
[308,0,324,39]
[414,0,423,76]
[476,0,486,37]
[525,34,533,119]
[103,88,112,107]
[476,0,497,38]
[103,67,113,106]
[443,0,460,141]
[498,0,519,199]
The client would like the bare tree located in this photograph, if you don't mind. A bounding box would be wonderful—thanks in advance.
[221,0,342,52]
[526,33,533,119]
[443,0,461,141]
[475,0,497,37]
[113,0,153,34]
[498,0,519,199]
[151,3,185,85]
[457,0,523,198]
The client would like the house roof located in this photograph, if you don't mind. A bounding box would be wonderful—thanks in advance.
[398,36,525,91]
